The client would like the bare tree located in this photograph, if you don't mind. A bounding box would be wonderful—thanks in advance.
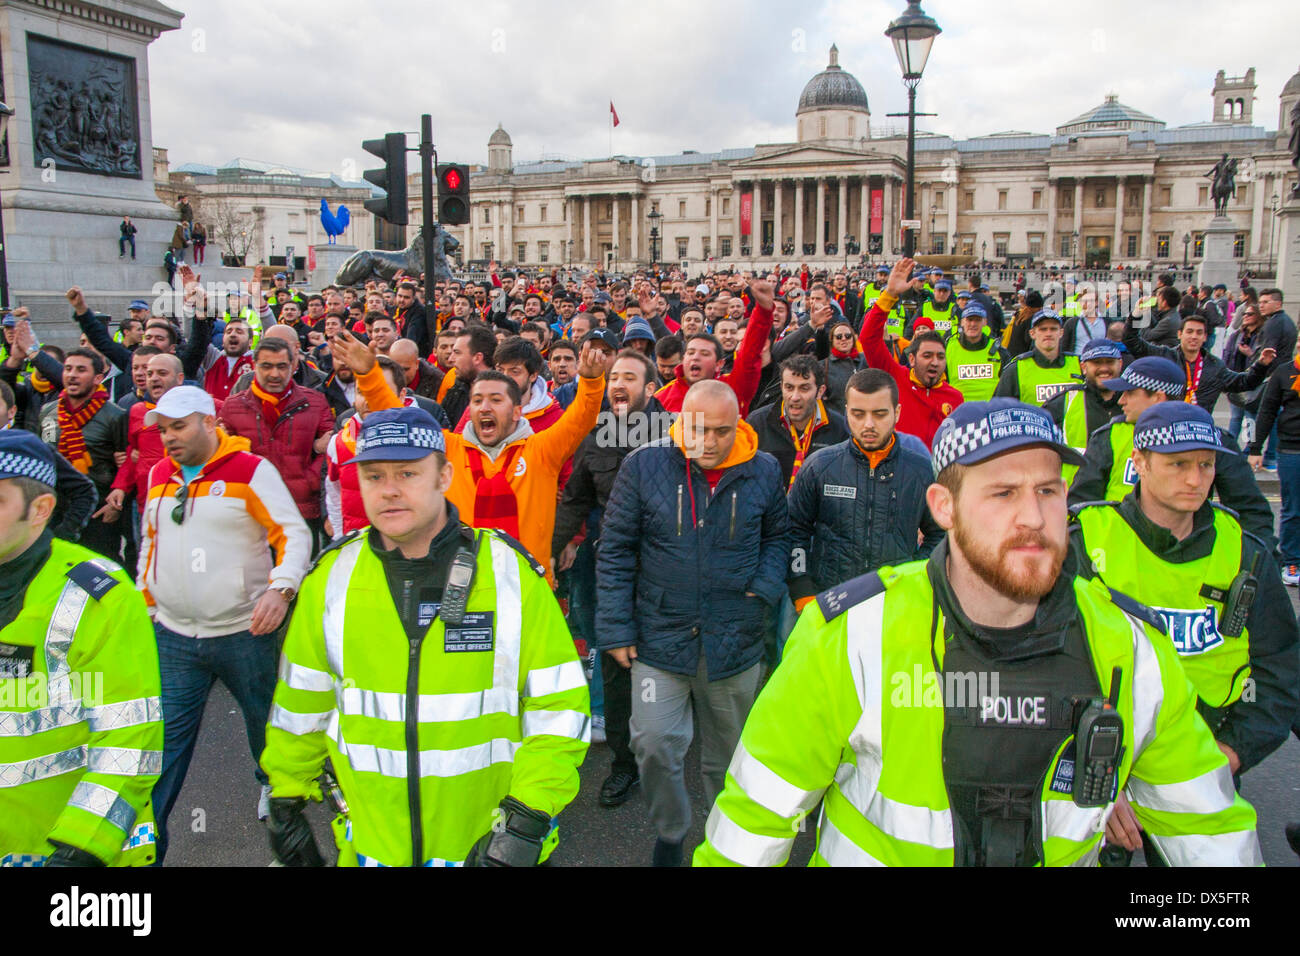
[210,198,255,266]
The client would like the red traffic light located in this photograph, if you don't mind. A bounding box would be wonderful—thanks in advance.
[442,168,462,191]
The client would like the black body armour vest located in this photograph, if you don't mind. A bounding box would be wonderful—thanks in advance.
[939,613,1102,866]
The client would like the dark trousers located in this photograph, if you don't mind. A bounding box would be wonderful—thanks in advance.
[1278,451,1300,565]
[193,243,205,265]
[603,650,636,776]
[119,236,136,258]
[80,508,124,563]
[150,623,278,864]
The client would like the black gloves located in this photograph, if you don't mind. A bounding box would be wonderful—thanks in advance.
[266,796,324,867]
[463,796,551,867]
[44,842,106,867]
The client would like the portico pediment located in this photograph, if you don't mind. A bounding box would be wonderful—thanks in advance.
[730,142,899,174]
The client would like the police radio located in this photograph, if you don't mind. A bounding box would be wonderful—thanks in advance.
[1216,551,1259,639]
[1072,666,1125,808]
[440,535,480,627]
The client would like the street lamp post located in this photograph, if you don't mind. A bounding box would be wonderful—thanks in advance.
[647,208,663,267]
[1072,230,1080,268]
[1182,232,1191,270]
[566,239,574,271]
[844,234,851,271]
[929,203,937,254]
[0,101,15,309]
[981,240,987,266]
[885,1,941,259]
[1270,193,1280,278]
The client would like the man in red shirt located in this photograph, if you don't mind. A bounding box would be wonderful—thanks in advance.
[655,279,775,416]
[857,258,963,447]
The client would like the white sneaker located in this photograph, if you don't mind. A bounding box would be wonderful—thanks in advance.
[1283,564,1299,587]
[258,784,272,821]
[591,714,606,744]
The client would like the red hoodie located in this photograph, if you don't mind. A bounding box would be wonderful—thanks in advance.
[857,295,964,448]
[655,303,774,416]
[111,400,168,512]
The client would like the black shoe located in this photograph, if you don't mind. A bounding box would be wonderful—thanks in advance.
[1286,822,1300,858]
[652,838,683,867]
[599,771,639,807]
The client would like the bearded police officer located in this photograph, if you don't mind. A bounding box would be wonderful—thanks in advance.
[260,406,590,867]
[1068,357,1274,543]
[1070,403,1299,863]
[994,309,1081,406]
[1043,338,1124,486]
[695,398,1259,867]
[945,303,1009,403]
[0,430,163,867]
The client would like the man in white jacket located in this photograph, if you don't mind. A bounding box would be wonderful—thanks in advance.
[136,386,311,863]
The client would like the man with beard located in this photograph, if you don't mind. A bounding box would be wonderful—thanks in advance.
[696,398,1260,867]
[553,350,669,808]
[439,324,497,427]
[747,355,849,490]
[1070,403,1298,866]
[1043,339,1124,484]
[181,273,257,404]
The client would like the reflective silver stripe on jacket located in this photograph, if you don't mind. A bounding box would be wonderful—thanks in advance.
[339,686,514,725]
[85,697,162,733]
[1126,765,1237,816]
[322,539,364,678]
[0,706,80,738]
[68,780,138,833]
[835,759,954,850]
[1146,829,1263,867]
[0,746,87,788]
[815,816,886,867]
[703,804,794,867]
[1044,799,1107,845]
[523,660,586,699]
[521,708,590,742]
[268,702,333,736]
[486,536,523,714]
[43,580,92,707]
[333,729,520,779]
[279,658,335,693]
[1126,613,1163,759]
[87,746,163,776]
[728,741,822,819]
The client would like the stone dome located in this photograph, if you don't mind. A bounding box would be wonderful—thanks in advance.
[796,45,869,115]
[488,124,512,147]
[1283,67,1300,95]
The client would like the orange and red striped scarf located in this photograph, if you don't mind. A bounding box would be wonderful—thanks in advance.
[1184,353,1204,405]
[784,400,825,489]
[251,379,289,422]
[57,386,108,473]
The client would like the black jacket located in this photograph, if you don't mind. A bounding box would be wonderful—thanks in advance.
[746,401,850,489]
[1222,325,1266,413]
[73,309,135,403]
[1061,314,1110,356]
[1250,360,1300,456]
[787,436,942,601]
[396,304,431,357]
[0,349,64,433]
[1123,319,1270,413]
[1068,417,1275,550]
[38,397,127,493]
[1141,308,1182,348]
[1255,309,1297,361]
[407,359,445,402]
[1071,495,1300,774]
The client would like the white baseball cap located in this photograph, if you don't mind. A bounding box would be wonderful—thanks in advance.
[694,283,711,295]
[144,385,216,427]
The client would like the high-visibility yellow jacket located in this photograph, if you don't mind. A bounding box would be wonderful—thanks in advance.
[261,525,590,867]
[0,536,162,866]
[694,559,1259,867]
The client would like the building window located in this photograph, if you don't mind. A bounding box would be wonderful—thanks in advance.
[997,190,1008,211]
[1159,185,1172,206]
[540,205,547,222]
[960,235,974,256]
[994,234,1009,258]
[1193,233,1204,258]
[1126,234,1138,258]
[1095,188,1106,208]
[516,242,526,262]
[1156,233,1171,258]
[538,241,550,263]
[482,242,493,260]
[819,116,827,137]
[1059,234,1072,257]
[679,200,686,218]
[1126,188,1141,208]
[1028,234,1043,259]
[483,207,491,224]
[930,234,945,254]
[1233,233,1246,258]
[962,190,974,211]
[720,237,732,257]
[676,237,689,259]
[1032,189,1042,209]
[935,189,945,209]
[516,204,525,223]
[1061,189,1073,209]
[722,197,730,216]
[1197,186,1208,207]
[705,197,712,217]
[605,202,613,219]
[703,239,712,259]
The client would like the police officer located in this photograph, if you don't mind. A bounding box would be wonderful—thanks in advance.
[863,264,908,340]
[260,406,590,867]
[266,272,305,318]
[1043,338,1124,485]
[695,399,1260,867]
[1070,403,1299,863]
[919,279,958,336]
[994,309,1081,406]
[0,431,163,866]
[945,303,1009,403]
[1068,357,1274,543]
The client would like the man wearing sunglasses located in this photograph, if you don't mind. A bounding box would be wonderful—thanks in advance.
[137,386,312,863]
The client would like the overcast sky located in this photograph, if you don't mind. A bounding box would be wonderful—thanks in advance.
[148,0,1298,177]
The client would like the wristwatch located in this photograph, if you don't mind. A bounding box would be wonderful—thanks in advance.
[270,586,297,602]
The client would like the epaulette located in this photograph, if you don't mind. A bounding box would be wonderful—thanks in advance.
[64,560,121,601]
[815,571,884,622]
[309,529,362,572]
[489,528,547,578]
[1107,587,1167,635]
[1067,499,1120,519]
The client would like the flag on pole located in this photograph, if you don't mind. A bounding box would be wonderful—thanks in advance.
[610,101,620,127]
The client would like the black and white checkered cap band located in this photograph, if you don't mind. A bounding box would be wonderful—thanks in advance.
[1134,420,1222,452]
[933,407,1065,474]
[356,423,445,454]
[1121,370,1185,397]
[0,451,57,488]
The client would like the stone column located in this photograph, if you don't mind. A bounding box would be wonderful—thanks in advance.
[1046,181,1058,259]
[816,177,827,256]
[708,187,719,260]
[494,202,503,261]
[565,197,574,264]
[836,177,848,256]
[772,179,783,257]
[859,179,869,250]
[466,205,475,260]
[794,180,805,256]
[583,196,592,263]
[624,193,634,261]
[1113,178,1126,260]
[504,198,515,263]
[612,194,620,267]
[1140,177,1153,259]
[1250,175,1267,256]
[883,178,895,254]
[1072,180,1084,247]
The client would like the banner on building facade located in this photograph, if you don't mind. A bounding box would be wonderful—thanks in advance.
[740,192,753,236]
[870,188,883,234]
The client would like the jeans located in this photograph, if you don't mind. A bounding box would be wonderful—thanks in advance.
[119,236,135,258]
[630,657,761,843]
[150,623,279,864]
[1277,452,1300,565]
[1227,406,1277,466]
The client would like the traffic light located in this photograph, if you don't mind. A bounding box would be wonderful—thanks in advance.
[362,133,409,226]
[438,163,470,225]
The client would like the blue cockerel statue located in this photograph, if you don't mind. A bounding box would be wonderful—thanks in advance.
[320,199,351,244]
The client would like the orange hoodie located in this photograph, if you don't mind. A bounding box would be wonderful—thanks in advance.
[670,416,759,486]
